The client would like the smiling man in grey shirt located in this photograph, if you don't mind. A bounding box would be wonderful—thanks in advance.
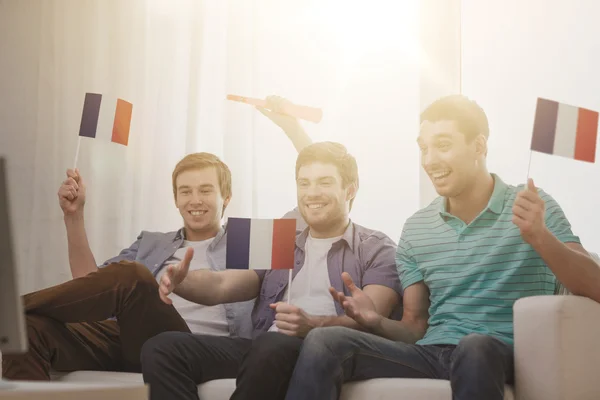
[2,96,308,381]
[2,152,269,380]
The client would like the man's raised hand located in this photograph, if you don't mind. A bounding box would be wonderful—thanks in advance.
[159,247,194,304]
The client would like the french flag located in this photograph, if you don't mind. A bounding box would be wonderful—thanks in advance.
[79,92,133,146]
[226,218,296,270]
[531,98,599,163]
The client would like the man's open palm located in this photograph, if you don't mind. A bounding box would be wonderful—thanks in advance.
[159,247,194,304]
[329,272,381,330]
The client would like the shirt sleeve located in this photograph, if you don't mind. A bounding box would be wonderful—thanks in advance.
[360,233,403,296]
[99,231,142,267]
[539,190,581,244]
[255,270,267,284]
[396,231,423,291]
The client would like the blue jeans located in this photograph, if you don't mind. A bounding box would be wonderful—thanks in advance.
[284,327,514,400]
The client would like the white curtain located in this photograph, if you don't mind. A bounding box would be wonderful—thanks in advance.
[0,0,421,293]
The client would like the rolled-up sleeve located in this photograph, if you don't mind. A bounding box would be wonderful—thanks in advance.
[361,233,403,296]
[396,233,422,291]
[540,191,581,244]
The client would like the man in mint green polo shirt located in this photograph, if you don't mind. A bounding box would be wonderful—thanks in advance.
[283,95,600,400]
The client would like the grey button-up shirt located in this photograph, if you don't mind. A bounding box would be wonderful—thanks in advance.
[100,227,255,339]
[252,221,402,337]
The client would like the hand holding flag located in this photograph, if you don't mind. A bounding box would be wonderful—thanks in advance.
[227,94,323,123]
[256,95,303,131]
[512,178,548,247]
[269,302,317,337]
[329,272,382,330]
[159,247,194,305]
[58,169,86,217]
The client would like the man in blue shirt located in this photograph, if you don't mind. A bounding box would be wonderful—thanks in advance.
[2,96,308,380]
[282,95,600,400]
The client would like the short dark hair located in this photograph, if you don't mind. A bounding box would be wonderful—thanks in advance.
[420,95,489,141]
[295,142,359,209]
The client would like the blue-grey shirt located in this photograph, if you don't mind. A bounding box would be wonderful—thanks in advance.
[100,227,256,339]
[251,221,403,337]
[100,207,308,339]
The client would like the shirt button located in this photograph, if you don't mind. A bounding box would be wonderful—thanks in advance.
[154,264,158,267]
[295,261,300,265]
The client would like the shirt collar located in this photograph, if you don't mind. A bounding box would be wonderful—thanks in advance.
[295,220,355,252]
[175,226,225,247]
[438,173,507,216]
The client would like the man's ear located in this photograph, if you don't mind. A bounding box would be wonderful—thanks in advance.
[222,196,231,214]
[346,183,357,202]
[475,134,488,157]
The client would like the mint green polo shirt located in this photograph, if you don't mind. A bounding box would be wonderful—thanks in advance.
[397,174,580,346]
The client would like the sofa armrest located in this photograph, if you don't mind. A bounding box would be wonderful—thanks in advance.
[514,295,600,400]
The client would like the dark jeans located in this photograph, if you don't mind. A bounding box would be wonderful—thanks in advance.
[231,332,303,400]
[141,331,303,400]
[284,326,514,400]
[2,262,190,380]
[141,333,252,400]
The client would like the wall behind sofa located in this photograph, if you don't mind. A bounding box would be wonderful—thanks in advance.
[461,0,600,253]
[0,0,422,292]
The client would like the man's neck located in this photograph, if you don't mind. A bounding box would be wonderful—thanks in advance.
[446,172,494,224]
[184,226,219,242]
[309,217,350,239]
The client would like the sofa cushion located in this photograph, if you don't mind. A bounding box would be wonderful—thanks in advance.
[51,371,515,399]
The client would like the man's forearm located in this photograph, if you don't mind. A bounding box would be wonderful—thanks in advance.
[533,228,600,302]
[283,124,312,152]
[173,269,259,306]
[64,215,98,279]
[312,315,364,331]
[174,270,224,305]
[369,317,426,343]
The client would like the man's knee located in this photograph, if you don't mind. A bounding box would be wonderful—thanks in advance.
[247,332,302,364]
[453,334,501,365]
[141,331,188,376]
[104,261,156,288]
[303,326,353,356]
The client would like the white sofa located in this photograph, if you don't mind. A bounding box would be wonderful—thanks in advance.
[50,293,600,400]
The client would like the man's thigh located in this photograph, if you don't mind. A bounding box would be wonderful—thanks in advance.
[142,332,253,383]
[55,320,123,371]
[303,327,447,381]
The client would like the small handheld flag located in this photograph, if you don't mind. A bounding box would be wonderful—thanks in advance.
[531,98,599,164]
[74,93,134,168]
[226,217,296,303]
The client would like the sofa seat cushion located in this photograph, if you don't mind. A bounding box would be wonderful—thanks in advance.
[51,371,515,399]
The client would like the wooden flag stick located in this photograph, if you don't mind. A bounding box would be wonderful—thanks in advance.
[287,269,292,304]
[73,136,82,169]
[526,150,533,181]
[227,94,323,123]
